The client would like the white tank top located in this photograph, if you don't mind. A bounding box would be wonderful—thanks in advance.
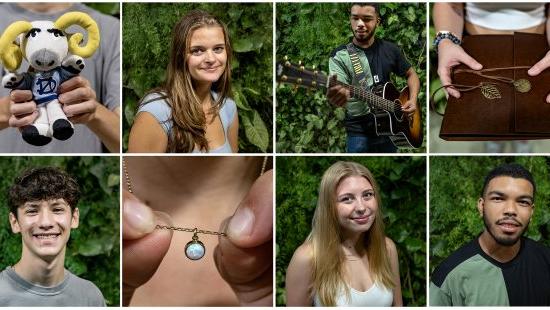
[465,3,546,31]
[313,282,393,307]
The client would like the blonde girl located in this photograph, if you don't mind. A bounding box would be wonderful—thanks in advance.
[286,161,402,306]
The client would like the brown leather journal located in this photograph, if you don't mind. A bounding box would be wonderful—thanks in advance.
[439,33,550,141]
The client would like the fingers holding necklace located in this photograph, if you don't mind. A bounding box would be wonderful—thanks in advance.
[122,190,173,305]
[214,169,273,306]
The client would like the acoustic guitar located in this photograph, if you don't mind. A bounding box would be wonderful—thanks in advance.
[276,60,423,148]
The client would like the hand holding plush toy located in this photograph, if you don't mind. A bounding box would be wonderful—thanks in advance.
[0,12,100,146]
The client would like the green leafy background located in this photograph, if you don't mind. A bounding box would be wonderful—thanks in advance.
[122,3,273,152]
[276,156,426,306]
[430,156,550,273]
[0,157,120,306]
[276,3,427,153]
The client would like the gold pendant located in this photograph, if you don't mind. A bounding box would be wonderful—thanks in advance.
[513,79,531,93]
[480,84,501,100]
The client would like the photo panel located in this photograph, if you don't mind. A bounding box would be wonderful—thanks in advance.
[276,3,427,153]
[277,155,426,306]
[429,156,550,305]
[122,3,273,153]
[0,2,121,154]
[429,3,550,153]
[122,155,273,306]
[0,156,120,306]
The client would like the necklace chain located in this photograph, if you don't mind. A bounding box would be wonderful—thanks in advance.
[122,156,268,236]
[155,225,225,236]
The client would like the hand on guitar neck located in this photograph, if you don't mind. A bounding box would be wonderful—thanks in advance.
[327,75,417,118]
[327,75,350,107]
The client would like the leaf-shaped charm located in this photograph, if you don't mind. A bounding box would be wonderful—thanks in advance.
[513,79,531,93]
[480,84,501,100]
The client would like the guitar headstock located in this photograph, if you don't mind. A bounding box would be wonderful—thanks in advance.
[276,57,328,91]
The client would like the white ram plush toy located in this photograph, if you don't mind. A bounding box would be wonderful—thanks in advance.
[0,12,100,146]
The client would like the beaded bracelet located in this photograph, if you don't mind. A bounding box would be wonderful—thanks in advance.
[433,31,462,53]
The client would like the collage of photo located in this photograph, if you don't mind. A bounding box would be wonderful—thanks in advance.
[0,1,549,307]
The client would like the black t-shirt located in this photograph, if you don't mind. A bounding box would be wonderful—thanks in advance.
[330,38,411,135]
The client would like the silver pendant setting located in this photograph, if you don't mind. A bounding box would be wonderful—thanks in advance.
[185,230,205,260]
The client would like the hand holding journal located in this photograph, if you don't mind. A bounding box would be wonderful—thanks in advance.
[438,33,550,141]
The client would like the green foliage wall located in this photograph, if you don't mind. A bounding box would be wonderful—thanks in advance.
[123,3,272,152]
[0,157,120,306]
[276,3,427,153]
[430,157,550,273]
[276,156,426,306]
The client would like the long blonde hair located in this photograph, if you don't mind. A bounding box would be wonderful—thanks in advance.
[141,10,232,152]
[307,161,395,306]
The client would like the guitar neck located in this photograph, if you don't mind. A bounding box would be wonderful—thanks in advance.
[276,61,398,113]
[334,81,397,113]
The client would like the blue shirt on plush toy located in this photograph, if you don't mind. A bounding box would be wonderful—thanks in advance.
[0,12,100,146]
[16,66,78,106]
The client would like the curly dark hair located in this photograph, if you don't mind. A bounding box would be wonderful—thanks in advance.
[8,167,80,217]
[350,3,380,16]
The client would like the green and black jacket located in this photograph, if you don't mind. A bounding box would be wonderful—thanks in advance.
[430,237,550,306]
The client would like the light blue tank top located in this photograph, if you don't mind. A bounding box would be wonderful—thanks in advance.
[137,91,236,153]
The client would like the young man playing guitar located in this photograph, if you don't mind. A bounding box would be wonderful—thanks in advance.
[327,3,420,153]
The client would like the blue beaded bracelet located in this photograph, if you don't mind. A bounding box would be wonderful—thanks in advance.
[433,31,462,53]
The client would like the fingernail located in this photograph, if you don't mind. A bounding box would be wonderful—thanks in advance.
[153,211,173,227]
[527,69,536,76]
[228,206,254,238]
[124,195,155,235]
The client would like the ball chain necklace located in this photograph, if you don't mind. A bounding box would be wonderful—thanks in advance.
[123,157,268,260]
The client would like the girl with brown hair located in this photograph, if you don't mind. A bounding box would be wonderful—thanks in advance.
[129,10,237,153]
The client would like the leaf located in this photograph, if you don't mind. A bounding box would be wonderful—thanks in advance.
[233,38,255,53]
[242,111,269,152]
[480,84,501,100]
[65,258,87,276]
[78,239,103,256]
[124,98,136,127]
[107,174,120,187]
[90,162,111,194]
[233,89,252,111]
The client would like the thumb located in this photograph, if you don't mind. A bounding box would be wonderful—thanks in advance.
[458,52,483,71]
[123,190,155,239]
[528,52,550,76]
[213,170,273,306]
[122,190,173,305]
[226,169,273,247]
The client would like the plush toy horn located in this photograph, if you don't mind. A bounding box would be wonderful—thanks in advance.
[0,21,33,71]
[54,12,100,58]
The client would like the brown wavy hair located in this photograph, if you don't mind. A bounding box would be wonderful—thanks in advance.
[141,10,232,152]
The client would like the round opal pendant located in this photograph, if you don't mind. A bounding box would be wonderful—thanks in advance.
[185,240,205,260]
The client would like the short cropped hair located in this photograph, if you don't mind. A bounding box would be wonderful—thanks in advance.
[481,163,536,198]
[8,167,80,216]
[350,3,380,16]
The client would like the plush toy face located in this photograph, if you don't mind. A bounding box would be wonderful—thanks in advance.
[21,21,68,72]
[0,12,100,72]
